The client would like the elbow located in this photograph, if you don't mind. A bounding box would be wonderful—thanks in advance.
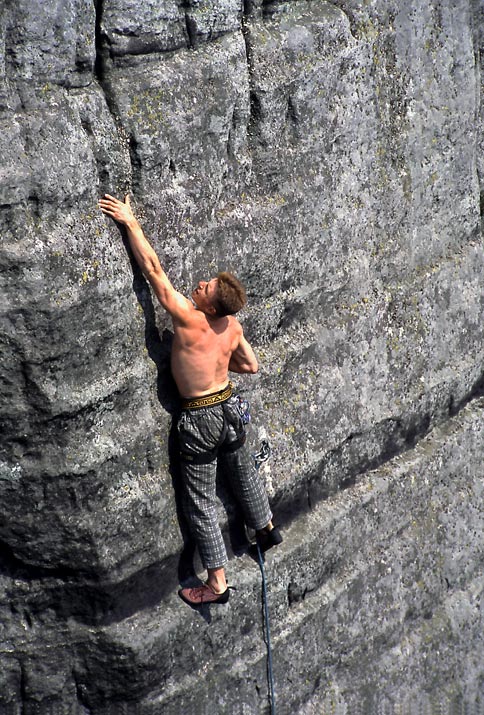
[144,261,162,281]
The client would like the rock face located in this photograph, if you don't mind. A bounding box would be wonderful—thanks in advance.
[1,0,484,712]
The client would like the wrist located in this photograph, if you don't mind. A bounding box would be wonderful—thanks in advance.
[125,216,139,230]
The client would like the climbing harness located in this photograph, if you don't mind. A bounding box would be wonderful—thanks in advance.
[179,389,247,465]
[254,441,276,715]
[180,382,233,410]
[179,428,246,464]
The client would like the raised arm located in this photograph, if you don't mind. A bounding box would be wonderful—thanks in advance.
[229,329,259,374]
[99,194,192,320]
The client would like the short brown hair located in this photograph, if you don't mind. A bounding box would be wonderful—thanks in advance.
[214,271,247,316]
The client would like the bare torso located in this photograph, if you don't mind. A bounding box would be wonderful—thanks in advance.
[171,311,241,398]
[97,194,257,399]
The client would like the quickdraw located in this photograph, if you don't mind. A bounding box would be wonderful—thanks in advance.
[235,394,251,425]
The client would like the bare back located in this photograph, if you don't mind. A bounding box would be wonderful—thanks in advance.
[171,311,242,398]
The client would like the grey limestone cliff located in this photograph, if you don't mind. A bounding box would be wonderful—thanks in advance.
[1,0,484,712]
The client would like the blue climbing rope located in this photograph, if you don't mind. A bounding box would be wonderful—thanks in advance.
[254,440,276,715]
[257,543,276,715]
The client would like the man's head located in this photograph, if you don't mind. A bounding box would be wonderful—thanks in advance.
[192,271,247,317]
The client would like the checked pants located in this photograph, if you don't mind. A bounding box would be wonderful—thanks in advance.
[177,395,272,569]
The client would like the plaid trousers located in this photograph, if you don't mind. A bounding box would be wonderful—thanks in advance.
[177,395,272,569]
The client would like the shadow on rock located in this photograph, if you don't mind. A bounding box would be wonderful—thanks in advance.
[122,229,252,609]
[123,231,199,591]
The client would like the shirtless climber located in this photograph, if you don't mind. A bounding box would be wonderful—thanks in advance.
[99,194,282,606]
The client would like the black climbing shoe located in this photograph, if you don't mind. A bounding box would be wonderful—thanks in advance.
[249,526,283,561]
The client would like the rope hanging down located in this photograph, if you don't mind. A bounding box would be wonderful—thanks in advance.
[254,441,276,715]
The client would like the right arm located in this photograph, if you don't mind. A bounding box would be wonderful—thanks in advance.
[99,194,192,321]
[229,329,259,374]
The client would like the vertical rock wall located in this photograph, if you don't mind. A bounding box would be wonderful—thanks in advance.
[1,0,484,712]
